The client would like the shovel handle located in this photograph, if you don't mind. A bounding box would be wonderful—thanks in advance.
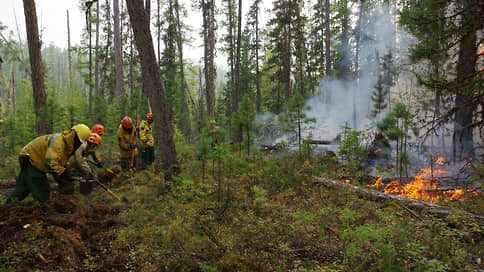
[106,188,121,201]
[94,179,122,201]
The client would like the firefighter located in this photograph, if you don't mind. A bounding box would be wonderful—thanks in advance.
[6,124,92,203]
[67,132,102,179]
[89,124,105,168]
[117,116,137,173]
[139,112,154,170]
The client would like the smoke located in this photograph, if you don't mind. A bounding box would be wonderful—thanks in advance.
[254,5,419,152]
[304,5,414,142]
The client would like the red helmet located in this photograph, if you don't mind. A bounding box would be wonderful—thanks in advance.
[91,124,105,136]
[87,133,102,147]
[121,116,133,129]
[146,112,153,121]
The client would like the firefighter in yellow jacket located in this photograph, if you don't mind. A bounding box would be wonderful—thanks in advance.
[117,116,137,172]
[6,124,92,202]
[139,112,154,170]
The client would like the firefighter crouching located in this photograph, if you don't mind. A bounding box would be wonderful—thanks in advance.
[88,123,105,168]
[6,124,92,203]
[67,132,102,180]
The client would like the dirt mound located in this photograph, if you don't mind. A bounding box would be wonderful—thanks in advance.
[0,194,127,271]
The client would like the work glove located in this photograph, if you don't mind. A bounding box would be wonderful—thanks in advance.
[86,171,95,180]
[60,170,73,181]
[130,144,137,149]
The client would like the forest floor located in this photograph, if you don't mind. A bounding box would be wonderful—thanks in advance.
[0,161,483,272]
[0,193,127,271]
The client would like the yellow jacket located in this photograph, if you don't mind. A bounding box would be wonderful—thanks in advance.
[139,119,154,148]
[20,130,79,176]
[117,124,137,158]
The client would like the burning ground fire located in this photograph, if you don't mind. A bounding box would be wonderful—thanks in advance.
[365,157,482,203]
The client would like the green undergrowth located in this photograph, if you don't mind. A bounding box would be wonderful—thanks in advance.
[108,153,483,272]
[0,146,482,271]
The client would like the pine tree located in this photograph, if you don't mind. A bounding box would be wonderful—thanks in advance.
[281,92,316,148]
[400,0,482,159]
[233,94,256,155]
[247,0,262,112]
[370,75,388,118]
[267,0,295,103]
[23,0,51,134]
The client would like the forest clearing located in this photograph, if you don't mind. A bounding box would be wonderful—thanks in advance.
[0,0,483,271]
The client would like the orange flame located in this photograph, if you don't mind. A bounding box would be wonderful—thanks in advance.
[367,157,481,203]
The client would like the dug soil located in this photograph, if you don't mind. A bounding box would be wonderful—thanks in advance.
[0,194,128,271]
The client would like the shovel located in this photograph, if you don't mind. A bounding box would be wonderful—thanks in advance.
[92,177,128,202]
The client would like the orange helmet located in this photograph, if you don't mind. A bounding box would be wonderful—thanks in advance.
[91,124,105,136]
[87,133,102,147]
[146,112,153,121]
[121,116,133,129]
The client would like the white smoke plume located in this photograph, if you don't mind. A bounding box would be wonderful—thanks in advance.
[305,5,414,142]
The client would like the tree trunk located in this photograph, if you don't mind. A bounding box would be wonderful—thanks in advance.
[202,0,216,117]
[157,0,161,63]
[145,0,151,20]
[324,0,331,75]
[453,0,477,160]
[175,0,191,137]
[129,30,135,98]
[113,0,124,102]
[94,0,100,100]
[234,0,242,114]
[67,10,73,80]
[254,1,261,112]
[87,2,93,110]
[126,0,179,181]
[23,0,51,134]
[354,0,363,80]
[284,3,291,99]
[198,65,204,125]
[228,0,235,118]
[12,68,16,120]
[100,0,111,98]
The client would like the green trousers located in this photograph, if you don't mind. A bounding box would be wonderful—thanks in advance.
[140,146,154,170]
[120,157,136,172]
[6,156,50,202]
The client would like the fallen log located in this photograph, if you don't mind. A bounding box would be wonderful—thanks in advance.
[308,140,332,145]
[314,177,484,224]
[259,144,278,151]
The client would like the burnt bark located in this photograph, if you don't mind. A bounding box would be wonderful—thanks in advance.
[23,0,51,134]
[126,0,179,181]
